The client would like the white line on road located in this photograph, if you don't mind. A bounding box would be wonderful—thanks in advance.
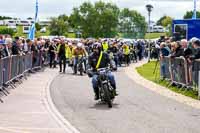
[0,127,31,133]
[44,74,81,133]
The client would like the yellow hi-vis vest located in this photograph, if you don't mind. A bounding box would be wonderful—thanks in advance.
[96,51,103,69]
[102,43,109,52]
[124,46,130,55]
[57,44,68,58]
[66,46,73,59]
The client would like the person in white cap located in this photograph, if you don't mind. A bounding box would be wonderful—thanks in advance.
[72,42,88,74]
[4,38,13,56]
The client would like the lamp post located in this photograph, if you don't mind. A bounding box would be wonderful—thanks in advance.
[146,4,153,62]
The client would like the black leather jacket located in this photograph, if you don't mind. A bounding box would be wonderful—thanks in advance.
[88,52,110,72]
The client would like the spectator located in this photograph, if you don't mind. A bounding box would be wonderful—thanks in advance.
[137,41,143,60]
[4,38,12,56]
[48,41,57,68]
[0,40,5,58]
[170,41,184,58]
[191,39,200,60]
[12,37,21,55]
[160,42,171,79]
[181,39,193,58]
[23,39,29,53]
[160,42,170,57]
[31,39,39,67]
[26,39,33,54]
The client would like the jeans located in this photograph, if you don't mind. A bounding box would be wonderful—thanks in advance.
[49,54,56,68]
[73,56,87,73]
[113,55,119,67]
[161,61,166,78]
[59,55,66,72]
[92,72,116,93]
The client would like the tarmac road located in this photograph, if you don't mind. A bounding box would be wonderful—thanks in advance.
[50,68,200,133]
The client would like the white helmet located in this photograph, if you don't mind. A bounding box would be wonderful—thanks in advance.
[77,43,83,48]
[68,42,72,46]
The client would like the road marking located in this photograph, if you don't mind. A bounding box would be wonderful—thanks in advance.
[44,74,81,133]
[0,127,31,133]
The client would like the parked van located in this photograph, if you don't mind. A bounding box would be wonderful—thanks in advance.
[23,26,31,34]
[153,26,165,33]
[8,25,17,32]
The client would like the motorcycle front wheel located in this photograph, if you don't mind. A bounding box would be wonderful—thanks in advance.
[102,83,112,108]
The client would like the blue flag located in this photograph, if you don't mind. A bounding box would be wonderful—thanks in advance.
[192,0,197,19]
[28,0,38,40]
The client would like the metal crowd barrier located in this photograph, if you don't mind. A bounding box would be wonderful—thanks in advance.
[160,56,171,80]
[161,57,188,86]
[191,60,200,89]
[0,52,44,90]
[32,52,43,69]
[2,57,11,84]
[160,57,200,99]
[0,59,3,88]
[170,57,188,86]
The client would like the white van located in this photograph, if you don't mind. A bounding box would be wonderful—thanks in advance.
[8,25,17,32]
[19,20,31,26]
[23,26,31,34]
[153,26,165,33]
[40,27,46,33]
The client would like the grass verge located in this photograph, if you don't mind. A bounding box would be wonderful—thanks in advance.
[136,61,198,99]
[145,32,166,39]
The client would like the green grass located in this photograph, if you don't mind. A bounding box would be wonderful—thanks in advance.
[67,33,76,38]
[0,25,77,38]
[136,61,198,99]
[0,25,7,29]
[145,32,166,39]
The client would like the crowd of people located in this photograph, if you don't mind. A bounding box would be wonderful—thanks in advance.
[155,36,200,84]
[0,35,151,100]
[1,34,200,98]
[0,35,149,73]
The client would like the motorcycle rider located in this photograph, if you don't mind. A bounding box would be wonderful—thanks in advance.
[88,43,117,100]
[102,39,109,52]
[122,43,130,66]
[72,43,88,74]
[108,41,119,68]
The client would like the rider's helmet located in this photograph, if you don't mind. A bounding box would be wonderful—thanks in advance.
[68,42,73,47]
[92,43,102,53]
[77,43,83,49]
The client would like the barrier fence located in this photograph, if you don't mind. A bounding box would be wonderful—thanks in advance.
[0,52,45,102]
[160,57,200,99]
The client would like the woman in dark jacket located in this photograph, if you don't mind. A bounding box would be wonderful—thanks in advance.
[171,41,184,58]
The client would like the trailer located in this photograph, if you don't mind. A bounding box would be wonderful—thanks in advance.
[172,19,200,41]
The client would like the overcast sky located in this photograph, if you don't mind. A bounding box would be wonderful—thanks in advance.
[0,0,198,21]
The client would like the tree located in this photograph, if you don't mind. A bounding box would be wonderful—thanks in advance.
[0,16,12,20]
[27,17,33,20]
[160,16,173,36]
[69,1,120,38]
[49,17,68,36]
[161,16,172,27]
[184,11,200,19]
[119,8,147,38]
[0,28,14,36]
[35,23,42,31]
[58,14,69,22]
[157,16,167,25]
